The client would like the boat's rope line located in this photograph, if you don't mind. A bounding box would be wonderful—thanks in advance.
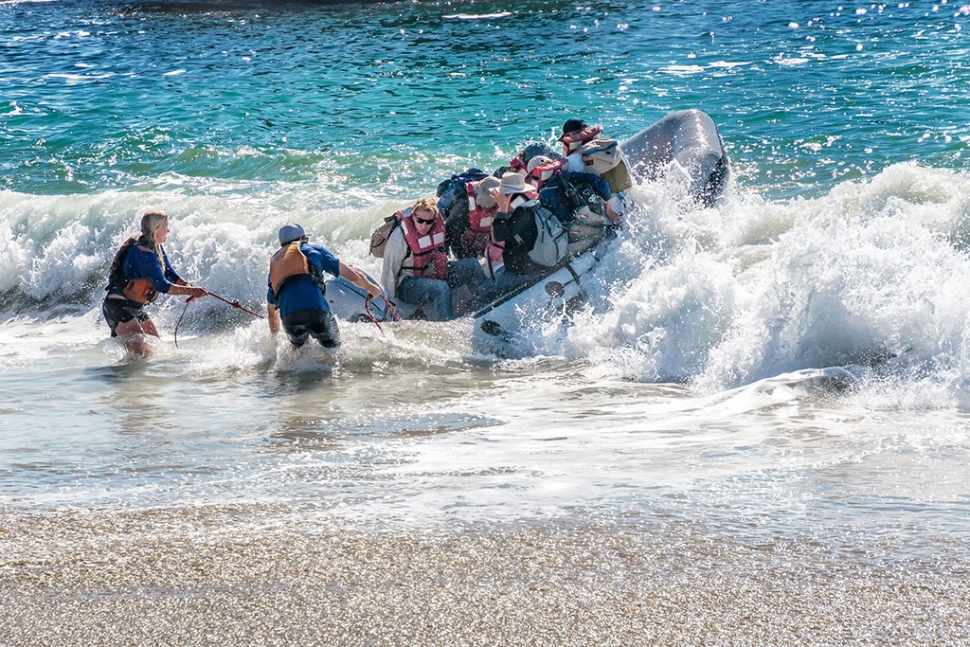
[174,292,264,349]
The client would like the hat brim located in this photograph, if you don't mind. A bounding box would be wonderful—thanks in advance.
[500,183,535,194]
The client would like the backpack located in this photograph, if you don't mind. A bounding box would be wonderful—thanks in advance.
[579,138,634,193]
[436,168,489,213]
[528,206,568,268]
[560,174,607,221]
[369,207,410,258]
[105,236,139,292]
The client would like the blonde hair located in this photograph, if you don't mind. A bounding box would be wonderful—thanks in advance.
[410,197,439,218]
[140,210,169,270]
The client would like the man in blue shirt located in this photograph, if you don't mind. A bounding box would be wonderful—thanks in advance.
[267,223,382,348]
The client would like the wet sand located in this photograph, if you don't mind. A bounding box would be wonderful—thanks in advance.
[1,507,967,646]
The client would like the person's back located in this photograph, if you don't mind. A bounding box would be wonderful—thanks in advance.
[268,223,382,348]
[491,188,542,276]
[269,243,331,315]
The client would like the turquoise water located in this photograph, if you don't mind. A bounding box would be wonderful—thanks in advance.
[4,0,968,199]
[1,0,970,584]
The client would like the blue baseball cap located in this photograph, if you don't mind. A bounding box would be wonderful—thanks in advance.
[278,223,306,245]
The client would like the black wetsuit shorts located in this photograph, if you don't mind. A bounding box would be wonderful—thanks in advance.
[102,297,150,337]
[281,308,341,348]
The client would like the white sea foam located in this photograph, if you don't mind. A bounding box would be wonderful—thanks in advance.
[3,164,969,404]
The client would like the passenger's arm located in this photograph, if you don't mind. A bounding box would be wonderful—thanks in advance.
[380,231,408,301]
[340,262,383,298]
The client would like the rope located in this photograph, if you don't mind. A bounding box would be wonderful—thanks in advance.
[174,298,192,349]
[173,292,265,349]
[207,292,264,319]
[364,294,404,335]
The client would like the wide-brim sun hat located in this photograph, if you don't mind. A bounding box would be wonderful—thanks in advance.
[278,223,306,245]
[476,176,501,208]
[499,171,536,195]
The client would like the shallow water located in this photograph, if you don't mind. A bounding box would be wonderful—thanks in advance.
[2,2,970,641]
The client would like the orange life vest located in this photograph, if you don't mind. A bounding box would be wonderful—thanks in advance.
[401,213,448,280]
[269,242,311,297]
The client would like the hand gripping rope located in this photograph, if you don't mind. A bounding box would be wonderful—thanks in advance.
[174,292,264,349]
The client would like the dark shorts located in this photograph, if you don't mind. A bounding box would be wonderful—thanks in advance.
[281,308,340,348]
[102,297,149,337]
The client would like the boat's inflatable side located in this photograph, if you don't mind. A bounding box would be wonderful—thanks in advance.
[324,272,412,323]
[621,109,729,206]
[472,243,604,343]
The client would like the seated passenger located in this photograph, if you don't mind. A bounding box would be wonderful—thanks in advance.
[557,116,632,217]
[380,197,486,321]
[558,117,604,167]
[442,176,501,260]
[528,155,618,256]
[477,173,556,304]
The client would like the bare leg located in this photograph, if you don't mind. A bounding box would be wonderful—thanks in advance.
[114,317,160,358]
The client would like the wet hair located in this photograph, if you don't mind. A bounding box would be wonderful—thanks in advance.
[410,197,439,218]
[140,210,169,269]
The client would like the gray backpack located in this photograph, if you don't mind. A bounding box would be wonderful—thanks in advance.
[528,206,568,267]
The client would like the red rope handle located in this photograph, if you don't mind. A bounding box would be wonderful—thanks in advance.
[208,292,264,319]
[363,294,404,335]
[173,292,265,348]
[381,296,404,322]
[364,295,383,334]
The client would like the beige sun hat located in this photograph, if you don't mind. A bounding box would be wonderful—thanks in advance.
[475,176,501,208]
[498,171,536,195]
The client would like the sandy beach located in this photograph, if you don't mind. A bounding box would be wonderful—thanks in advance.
[2,506,967,646]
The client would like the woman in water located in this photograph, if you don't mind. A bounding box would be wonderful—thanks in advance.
[102,210,208,357]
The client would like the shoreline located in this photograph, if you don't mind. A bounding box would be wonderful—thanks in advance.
[1,507,967,646]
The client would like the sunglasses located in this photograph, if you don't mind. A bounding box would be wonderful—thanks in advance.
[414,216,436,225]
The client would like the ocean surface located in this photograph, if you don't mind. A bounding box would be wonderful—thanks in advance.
[2,0,970,636]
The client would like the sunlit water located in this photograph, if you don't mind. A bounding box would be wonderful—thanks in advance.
[2,0,969,563]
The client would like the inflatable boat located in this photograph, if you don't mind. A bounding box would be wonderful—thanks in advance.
[325,109,730,336]
[621,108,729,207]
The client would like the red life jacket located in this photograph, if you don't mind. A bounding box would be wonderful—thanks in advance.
[560,124,603,154]
[461,180,499,257]
[530,158,569,190]
[509,191,540,211]
[401,213,448,280]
